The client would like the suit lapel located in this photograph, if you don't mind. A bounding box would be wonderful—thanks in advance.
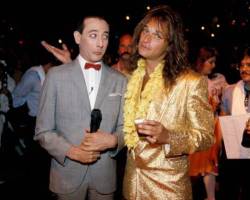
[70,60,91,112]
[94,64,112,108]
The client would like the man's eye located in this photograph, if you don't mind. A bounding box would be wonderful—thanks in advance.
[103,34,109,40]
[240,63,250,68]
[142,28,149,33]
[89,33,97,38]
[154,33,163,40]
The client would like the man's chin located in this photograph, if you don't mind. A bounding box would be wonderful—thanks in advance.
[120,52,130,59]
[91,55,103,63]
[242,77,250,83]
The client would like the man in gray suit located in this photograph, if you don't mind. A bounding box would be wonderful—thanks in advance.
[34,14,127,200]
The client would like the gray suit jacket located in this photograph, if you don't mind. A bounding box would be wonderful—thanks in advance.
[34,59,127,194]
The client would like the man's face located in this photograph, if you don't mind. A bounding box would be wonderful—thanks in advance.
[201,56,216,76]
[138,19,168,63]
[74,17,109,63]
[118,34,132,60]
[240,56,250,83]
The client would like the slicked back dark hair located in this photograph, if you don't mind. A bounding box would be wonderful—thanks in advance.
[242,47,250,60]
[75,14,109,34]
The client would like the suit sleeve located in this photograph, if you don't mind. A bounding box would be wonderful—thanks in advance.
[109,77,127,157]
[12,70,37,107]
[166,76,215,156]
[34,70,71,165]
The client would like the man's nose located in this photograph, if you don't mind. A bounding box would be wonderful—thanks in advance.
[97,39,104,48]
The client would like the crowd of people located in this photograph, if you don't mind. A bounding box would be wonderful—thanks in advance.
[0,4,250,200]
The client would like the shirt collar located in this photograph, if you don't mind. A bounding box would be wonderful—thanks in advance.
[77,55,102,71]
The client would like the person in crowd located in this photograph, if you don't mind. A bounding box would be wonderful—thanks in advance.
[188,46,228,200]
[219,47,250,200]
[10,47,58,198]
[112,33,133,76]
[0,57,15,147]
[122,5,214,200]
[12,48,57,131]
[0,55,16,184]
[110,33,133,198]
[35,14,127,200]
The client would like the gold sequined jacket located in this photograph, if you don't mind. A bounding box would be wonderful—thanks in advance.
[123,70,215,200]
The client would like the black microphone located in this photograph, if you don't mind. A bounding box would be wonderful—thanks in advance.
[241,129,250,148]
[90,109,102,133]
[242,118,250,148]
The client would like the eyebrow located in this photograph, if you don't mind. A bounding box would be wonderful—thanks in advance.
[144,25,163,33]
[155,30,164,35]
[87,29,109,34]
[87,29,98,33]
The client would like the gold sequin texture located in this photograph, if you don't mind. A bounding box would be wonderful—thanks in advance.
[123,71,214,200]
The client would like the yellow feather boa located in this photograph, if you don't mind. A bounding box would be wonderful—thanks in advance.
[123,58,165,149]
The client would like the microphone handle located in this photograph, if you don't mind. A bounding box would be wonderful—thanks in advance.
[90,109,102,133]
[90,123,99,133]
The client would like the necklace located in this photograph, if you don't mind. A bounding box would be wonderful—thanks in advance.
[123,58,165,149]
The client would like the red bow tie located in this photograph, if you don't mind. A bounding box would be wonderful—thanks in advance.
[84,62,101,70]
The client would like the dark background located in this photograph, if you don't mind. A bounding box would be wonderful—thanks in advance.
[0,1,249,199]
[1,0,250,83]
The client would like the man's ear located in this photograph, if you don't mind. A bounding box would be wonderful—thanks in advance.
[73,31,81,45]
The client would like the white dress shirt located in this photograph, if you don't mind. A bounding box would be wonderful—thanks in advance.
[78,55,102,110]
